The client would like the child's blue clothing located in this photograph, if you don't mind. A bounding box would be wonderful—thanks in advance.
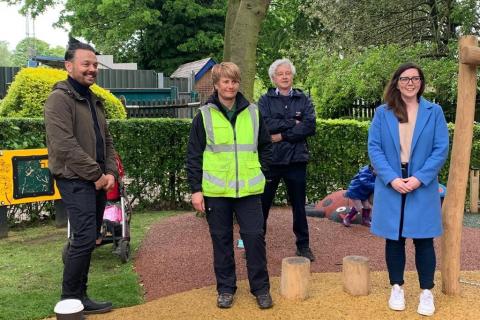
[345,165,375,201]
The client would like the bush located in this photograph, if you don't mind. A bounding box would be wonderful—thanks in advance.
[0,67,126,119]
[0,117,478,218]
[306,44,459,119]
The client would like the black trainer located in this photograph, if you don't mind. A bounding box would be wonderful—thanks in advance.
[296,247,316,262]
[82,297,113,314]
[256,293,273,309]
[217,293,234,308]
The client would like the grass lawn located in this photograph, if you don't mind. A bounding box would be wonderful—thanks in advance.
[0,211,179,320]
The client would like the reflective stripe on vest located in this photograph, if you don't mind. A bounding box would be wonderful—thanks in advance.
[200,103,265,198]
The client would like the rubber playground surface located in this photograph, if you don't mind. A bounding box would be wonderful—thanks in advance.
[64,208,480,319]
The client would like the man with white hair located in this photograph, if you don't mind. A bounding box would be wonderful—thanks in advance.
[258,58,316,261]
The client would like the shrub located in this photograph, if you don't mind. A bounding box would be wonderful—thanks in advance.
[0,67,126,119]
[1,117,478,216]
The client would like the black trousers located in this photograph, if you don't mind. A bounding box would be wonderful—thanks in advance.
[385,163,436,289]
[261,162,310,249]
[205,195,270,296]
[56,178,106,300]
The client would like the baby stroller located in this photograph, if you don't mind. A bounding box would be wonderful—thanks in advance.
[62,154,133,263]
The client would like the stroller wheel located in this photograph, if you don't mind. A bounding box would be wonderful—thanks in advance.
[118,239,130,263]
[62,241,70,265]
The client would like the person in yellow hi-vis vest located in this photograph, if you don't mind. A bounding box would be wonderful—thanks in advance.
[186,62,273,309]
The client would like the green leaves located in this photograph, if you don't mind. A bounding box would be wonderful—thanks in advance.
[0,67,127,119]
[3,117,478,206]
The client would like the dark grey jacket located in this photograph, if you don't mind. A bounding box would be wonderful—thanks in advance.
[258,88,316,164]
[44,80,117,181]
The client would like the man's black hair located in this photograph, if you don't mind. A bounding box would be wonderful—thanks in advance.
[64,42,96,61]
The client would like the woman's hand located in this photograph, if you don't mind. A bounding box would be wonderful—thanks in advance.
[403,176,421,191]
[391,178,410,194]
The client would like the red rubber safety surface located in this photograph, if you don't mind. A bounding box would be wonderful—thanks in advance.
[134,207,480,301]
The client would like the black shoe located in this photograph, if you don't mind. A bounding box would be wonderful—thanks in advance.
[296,247,316,262]
[217,293,234,308]
[256,293,273,309]
[82,297,113,314]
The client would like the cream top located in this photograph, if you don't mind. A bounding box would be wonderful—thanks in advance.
[399,104,419,163]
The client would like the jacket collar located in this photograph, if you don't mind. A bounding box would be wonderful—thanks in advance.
[206,91,250,113]
[385,96,433,158]
[266,87,305,97]
[53,79,100,105]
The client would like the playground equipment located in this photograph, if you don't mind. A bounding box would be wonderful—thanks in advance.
[0,148,62,238]
[441,35,479,295]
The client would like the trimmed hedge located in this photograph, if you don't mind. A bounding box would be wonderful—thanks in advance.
[0,67,126,119]
[0,117,478,211]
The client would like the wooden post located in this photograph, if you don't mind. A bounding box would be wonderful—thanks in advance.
[470,169,479,213]
[0,206,8,238]
[280,257,310,300]
[441,35,479,295]
[342,255,370,296]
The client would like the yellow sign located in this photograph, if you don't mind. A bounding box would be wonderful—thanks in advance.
[0,148,61,206]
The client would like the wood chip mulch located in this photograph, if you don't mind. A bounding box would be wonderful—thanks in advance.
[134,207,480,301]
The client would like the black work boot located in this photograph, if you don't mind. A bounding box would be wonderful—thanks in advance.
[217,293,234,308]
[296,247,315,262]
[81,296,113,314]
[256,292,273,309]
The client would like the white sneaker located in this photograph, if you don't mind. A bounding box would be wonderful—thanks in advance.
[388,284,405,311]
[417,289,435,316]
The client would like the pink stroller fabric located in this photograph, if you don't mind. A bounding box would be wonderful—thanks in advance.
[103,204,123,223]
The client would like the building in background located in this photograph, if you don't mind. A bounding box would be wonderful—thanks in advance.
[171,57,216,104]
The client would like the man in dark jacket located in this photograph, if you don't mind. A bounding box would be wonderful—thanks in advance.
[186,62,273,309]
[258,58,316,261]
[44,42,117,314]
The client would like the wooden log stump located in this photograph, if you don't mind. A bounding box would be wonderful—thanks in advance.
[280,256,310,300]
[342,255,370,296]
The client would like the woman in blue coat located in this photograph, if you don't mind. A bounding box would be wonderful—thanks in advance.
[368,63,449,316]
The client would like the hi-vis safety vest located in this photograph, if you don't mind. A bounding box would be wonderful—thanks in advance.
[200,103,265,198]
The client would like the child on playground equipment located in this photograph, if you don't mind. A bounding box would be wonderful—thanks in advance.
[343,164,376,227]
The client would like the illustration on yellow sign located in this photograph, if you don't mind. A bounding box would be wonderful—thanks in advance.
[0,148,61,206]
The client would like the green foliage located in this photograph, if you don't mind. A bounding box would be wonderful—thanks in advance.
[0,41,13,67]
[58,0,159,63]
[138,0,226,73]
[0,67,126,119]
[306,44,459,119]
[11,37,64,67]
[108,118,192,209]
[2,117,478,208]
[6,1,226,72]
[0,118,46,149]
[257,0,323,88]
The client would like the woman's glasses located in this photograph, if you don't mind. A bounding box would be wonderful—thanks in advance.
[398,76,422,84]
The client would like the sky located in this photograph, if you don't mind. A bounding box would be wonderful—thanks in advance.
[0,2,69,51]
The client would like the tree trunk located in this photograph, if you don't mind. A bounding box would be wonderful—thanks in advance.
[223,0,270,100]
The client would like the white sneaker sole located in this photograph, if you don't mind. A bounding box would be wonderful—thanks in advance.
[417,307,435,316]
[389,302,405,311]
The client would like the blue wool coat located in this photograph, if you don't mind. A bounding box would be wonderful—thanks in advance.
[368,97,449,240]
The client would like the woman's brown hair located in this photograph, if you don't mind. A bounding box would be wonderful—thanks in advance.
[383,62,425,123]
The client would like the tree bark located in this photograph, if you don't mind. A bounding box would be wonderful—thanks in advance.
[223,0,270,100]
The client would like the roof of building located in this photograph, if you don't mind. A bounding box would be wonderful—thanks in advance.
[171,57,216,81]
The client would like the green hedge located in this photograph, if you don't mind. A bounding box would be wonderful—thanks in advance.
[0,67,126,119]
[0,117,478,211]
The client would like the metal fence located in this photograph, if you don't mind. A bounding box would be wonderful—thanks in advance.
[96,69,158,88]
[163,77,190,92]
[126,103,200,119]
[0,67,20,99]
